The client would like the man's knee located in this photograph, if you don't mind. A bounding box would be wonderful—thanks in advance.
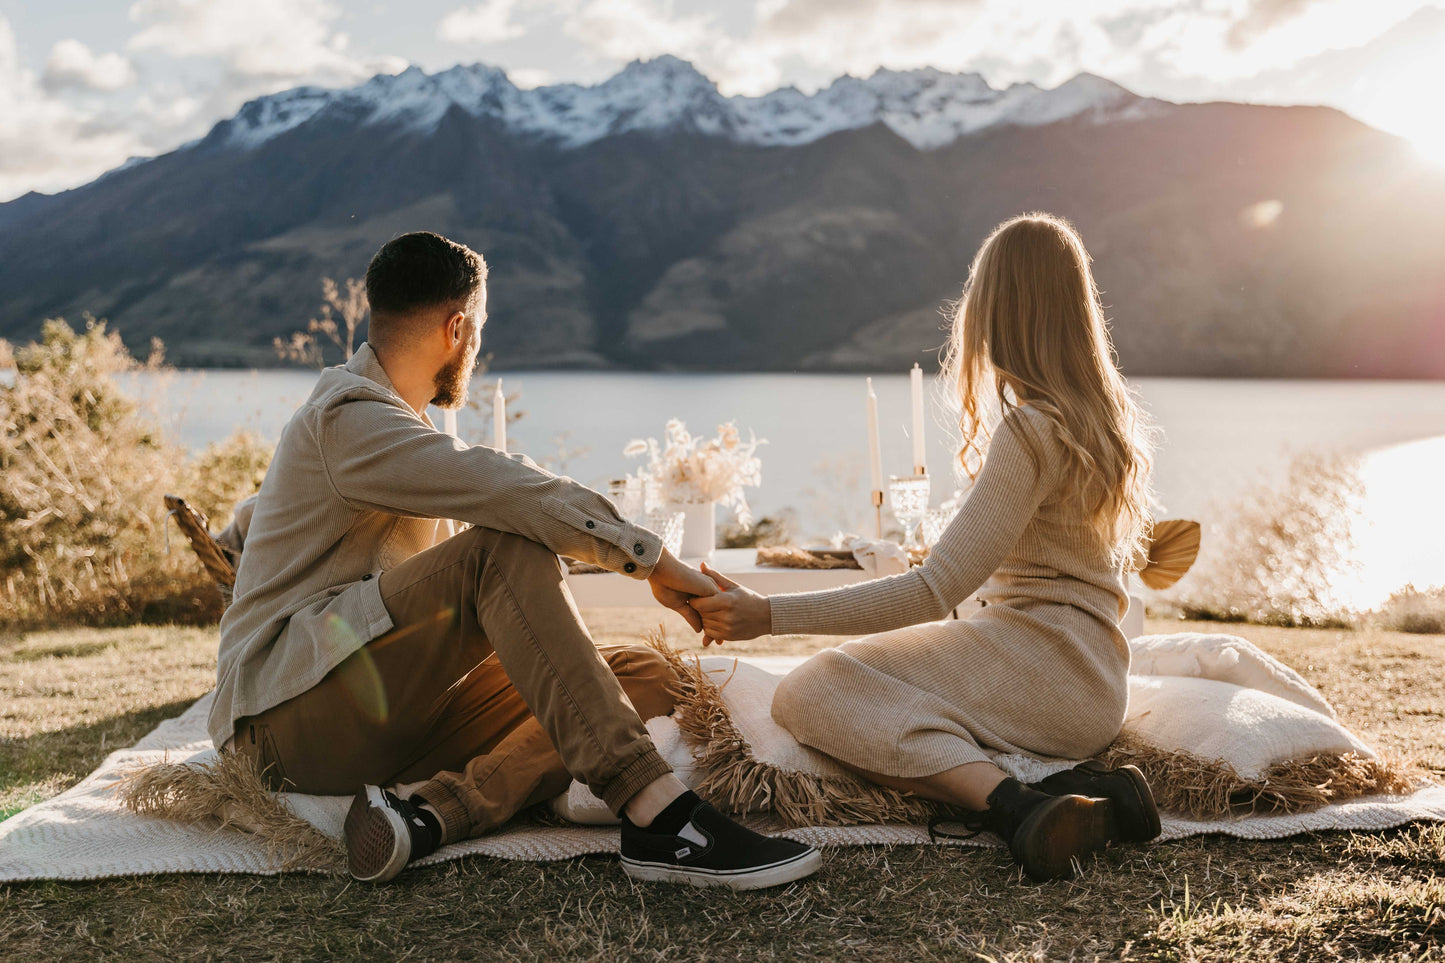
[605,642,675,683]
[604,644,678,720]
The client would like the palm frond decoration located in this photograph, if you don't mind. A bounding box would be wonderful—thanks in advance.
[1136,519,1202,590]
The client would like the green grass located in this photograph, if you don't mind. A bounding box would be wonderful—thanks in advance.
[2,614,1443,962]
[0,625,217,822]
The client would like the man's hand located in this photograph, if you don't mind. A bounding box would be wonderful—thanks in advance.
[648,551,718,633]
[687,563,772,646]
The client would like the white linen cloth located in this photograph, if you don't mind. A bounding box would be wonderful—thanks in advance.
[847,538,910,577]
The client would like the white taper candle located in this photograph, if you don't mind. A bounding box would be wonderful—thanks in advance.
[866,378,883,493]
[910,363,926,474]
[493,380,507,453]
[442,407,458,438]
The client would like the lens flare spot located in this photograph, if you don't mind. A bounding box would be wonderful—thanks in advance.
[1240,199,1284,229]
[324,615,389,723]
[367,606,454,652]
[342,647,390,724]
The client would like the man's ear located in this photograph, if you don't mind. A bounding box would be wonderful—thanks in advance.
[444,310,466,349]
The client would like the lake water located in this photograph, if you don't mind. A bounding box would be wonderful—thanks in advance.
[119,370,1445,608]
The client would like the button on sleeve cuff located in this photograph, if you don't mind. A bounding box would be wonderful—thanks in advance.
[618,522,663,578]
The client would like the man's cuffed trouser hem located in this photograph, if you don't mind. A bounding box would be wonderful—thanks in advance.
[600,748,673,816]
[414,782,474,846]
[413,745,673,844]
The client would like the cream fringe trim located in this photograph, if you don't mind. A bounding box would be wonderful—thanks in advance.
[646,633,940,828]
[1098,733,1422,820]
[115,751,346,873]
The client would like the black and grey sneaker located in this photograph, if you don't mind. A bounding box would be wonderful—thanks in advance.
[344,785,441,883]
[620,793,822,890]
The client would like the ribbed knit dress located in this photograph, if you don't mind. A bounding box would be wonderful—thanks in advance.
[769,405,1133,777]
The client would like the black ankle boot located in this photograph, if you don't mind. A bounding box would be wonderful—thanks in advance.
[933,777,1117,882]
[1031,761,1162,843]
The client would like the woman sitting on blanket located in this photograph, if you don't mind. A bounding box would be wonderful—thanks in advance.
[691,212,1163,881]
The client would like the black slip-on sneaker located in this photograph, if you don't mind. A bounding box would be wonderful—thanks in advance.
[620,799,822,890]
[344,785,440,883]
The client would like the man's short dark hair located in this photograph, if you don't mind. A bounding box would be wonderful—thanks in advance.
[365,232,488,346]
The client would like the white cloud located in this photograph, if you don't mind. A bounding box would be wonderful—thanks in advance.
[734,0,1440,105]
[0,16,147,199]
[0,0,407,201]
[507,67,555,88]
[1227,0,1317,48]
[438,0,526,44]
[127,0,399,83]
[2,0,1439,202]
[43,39,138,92]
[439,0,1443,108]
[115,0,406,188]
[562,0,712,62]
[548,0,783,94]
[120,0,406,157]
[759,0,999,82]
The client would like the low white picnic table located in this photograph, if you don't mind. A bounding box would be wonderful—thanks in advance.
[566,546,1147,639]
[564,548,871,607]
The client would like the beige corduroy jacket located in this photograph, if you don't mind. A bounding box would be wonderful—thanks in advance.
[208,343,661,747]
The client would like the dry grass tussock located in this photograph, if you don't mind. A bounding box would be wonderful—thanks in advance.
[1372,584,1445,635]
[0,318,271,629]
[1161,453,1363,628]
[117,749,344,873]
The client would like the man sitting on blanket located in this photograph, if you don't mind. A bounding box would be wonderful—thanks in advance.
[211,231,820,888]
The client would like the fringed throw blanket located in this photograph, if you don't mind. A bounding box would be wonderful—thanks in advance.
[2,633,1441,882]
[545,634,1419,828]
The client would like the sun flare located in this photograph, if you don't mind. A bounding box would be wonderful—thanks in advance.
[1387,107,1445,167]
[1347,48,1445,167]
[1405,126,1445,167]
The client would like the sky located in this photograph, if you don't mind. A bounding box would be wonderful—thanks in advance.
[2,0,1443,201]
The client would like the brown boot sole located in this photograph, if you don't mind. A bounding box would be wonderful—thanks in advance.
[1075,761,1162,843]
[1010,794,1117,882]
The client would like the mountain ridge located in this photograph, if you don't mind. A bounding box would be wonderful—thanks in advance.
[0,58,1441,378]
[118,56,1165,167]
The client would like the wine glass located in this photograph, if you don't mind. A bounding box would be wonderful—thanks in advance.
[888,474,931,554]
[922,505,959,549]
[607,477,645,522]
[645,509,686,557]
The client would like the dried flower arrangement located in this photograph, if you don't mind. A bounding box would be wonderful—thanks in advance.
[625,419,764,528]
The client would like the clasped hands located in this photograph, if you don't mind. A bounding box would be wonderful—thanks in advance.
[647,552,771,646]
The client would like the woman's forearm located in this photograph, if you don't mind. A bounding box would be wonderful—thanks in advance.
[769,410,1053,638]
[768,569,952,636]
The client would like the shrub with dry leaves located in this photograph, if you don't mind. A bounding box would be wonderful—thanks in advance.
[0,318,270,628]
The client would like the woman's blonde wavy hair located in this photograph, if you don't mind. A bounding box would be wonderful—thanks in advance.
[940,212,1154,565]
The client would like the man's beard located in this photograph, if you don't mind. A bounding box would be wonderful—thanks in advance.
[430,350,473,409]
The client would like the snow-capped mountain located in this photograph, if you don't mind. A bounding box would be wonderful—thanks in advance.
[2,60,1439,379]
[209,56,1163,153]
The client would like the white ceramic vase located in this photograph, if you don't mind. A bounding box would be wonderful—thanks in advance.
[667,500,716,559]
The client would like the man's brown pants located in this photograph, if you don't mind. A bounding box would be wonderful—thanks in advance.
[232,526,677,844]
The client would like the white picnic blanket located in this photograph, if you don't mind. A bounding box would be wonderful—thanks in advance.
[3,651,1443,882]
